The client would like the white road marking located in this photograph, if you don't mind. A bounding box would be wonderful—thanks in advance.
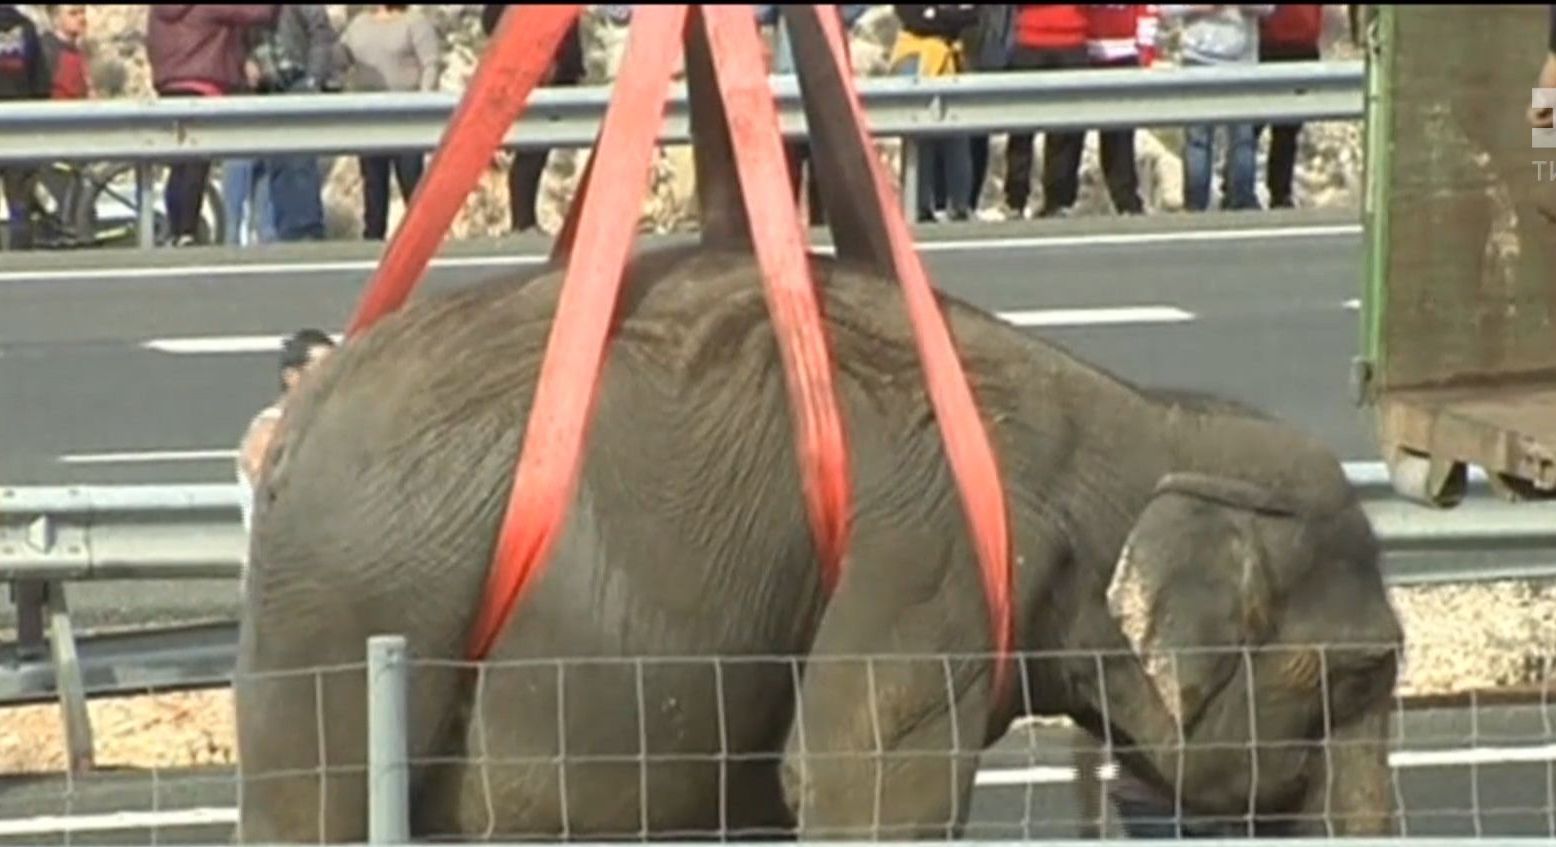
[142,333,345,355]
[52,453,1404,477]
[58,449,237,465]
[137,307,1194,357]
[974,742,1556,788]
[0,740,1537,833]
[998,305,1195,327]
[1344,298,1362,310]
[0,806,236,837]
[0,223,1361,284]
[915,223,1361,254]
[0,253,547,284]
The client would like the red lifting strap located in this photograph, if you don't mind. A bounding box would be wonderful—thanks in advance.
[803,8,1015,700]
[339,3,1011,706]
[345,4,583,334]
[465,4,697,659]
[701,5,854,587]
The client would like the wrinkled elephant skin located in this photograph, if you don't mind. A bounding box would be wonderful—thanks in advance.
[235,245,1403,842]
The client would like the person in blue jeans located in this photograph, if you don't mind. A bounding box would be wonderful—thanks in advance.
[1159,5,1273,212]
[890,5,980,222]
[253,4,335,241]
[223,158,275,245]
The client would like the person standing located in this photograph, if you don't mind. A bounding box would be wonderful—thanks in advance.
[1002,4,1090,219]
[890,4,980,222]
[236,329,337,535]
[1158,4,1274,212]
[0,4,51,250]
[960,4,1015,215]
[147,5,279,246]
[481,4,582,235]
[335,5,441,240]
[252,4,336,241]
[1081,4,1156,214]
[39,4,88,100]
[1257,4,1322,208]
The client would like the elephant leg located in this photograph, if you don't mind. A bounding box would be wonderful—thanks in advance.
[1300,700,1397,835]
[778,522,997,839]
[235,584,473,843]
[234,614,369,844]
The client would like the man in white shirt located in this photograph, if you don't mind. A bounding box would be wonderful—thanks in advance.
[237,328,336,533]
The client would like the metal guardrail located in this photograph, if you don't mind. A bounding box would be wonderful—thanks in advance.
[0,61,1362,248]
[0,62,1363,163]
[0,621,235,707]
[0,460,1545,585]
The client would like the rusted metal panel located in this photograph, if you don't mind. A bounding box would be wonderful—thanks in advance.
[1367,6,1556,501]
[1379,5,1556,390]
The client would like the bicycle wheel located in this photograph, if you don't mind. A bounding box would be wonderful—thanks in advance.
[82,162,228,247]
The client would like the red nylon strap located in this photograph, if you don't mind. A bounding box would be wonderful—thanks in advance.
[702,5,852,590]
[464,5,693,660]
[806,7,1015,701]
[344,5,582,337]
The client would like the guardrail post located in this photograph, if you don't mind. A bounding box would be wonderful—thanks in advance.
[43,581,94,776]
[135,162,155,249]
[899,136,919,222]
[10,580,46,661]
[367,634,410,844]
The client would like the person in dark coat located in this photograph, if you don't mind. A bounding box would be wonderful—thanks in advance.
[481,5,584,234]
[146,4,280,245]
[0,4,50,249]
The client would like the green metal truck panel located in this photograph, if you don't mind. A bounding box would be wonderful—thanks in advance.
[1362,4,1556,504]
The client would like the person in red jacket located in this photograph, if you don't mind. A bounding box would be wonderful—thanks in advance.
[1258,4,1322,208]
[146,5,279,245]
[1081,4,1156,215]
[40,5,87,99]
[1003,4,1089,219]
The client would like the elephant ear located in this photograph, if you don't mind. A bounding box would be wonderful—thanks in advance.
[1106,473,1287,731]
[1151,471,1302,517]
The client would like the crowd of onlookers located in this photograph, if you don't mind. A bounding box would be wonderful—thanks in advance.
[0,4,1343,251]
[884,4,1337,223]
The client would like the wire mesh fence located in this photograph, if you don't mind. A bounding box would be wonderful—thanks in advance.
[0,637,1554,845]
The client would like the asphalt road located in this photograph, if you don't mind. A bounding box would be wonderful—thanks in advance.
[0,210,1375,488]
[1,703,1552,844]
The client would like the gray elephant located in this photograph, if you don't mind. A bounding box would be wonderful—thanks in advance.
[235,244,1403,842]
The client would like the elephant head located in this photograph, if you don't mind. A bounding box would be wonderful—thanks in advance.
[1104,470,1403,834]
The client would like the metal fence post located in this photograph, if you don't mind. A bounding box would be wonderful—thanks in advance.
[367,634,410,844]
[900,136,919,222]
[135,162,155,250]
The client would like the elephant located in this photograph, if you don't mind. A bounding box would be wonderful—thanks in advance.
[234,242,1404,843]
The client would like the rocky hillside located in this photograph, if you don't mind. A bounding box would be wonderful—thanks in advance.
[43,4,1361,240]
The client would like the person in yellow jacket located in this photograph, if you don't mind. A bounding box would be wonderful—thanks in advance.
[890,5,979,222]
